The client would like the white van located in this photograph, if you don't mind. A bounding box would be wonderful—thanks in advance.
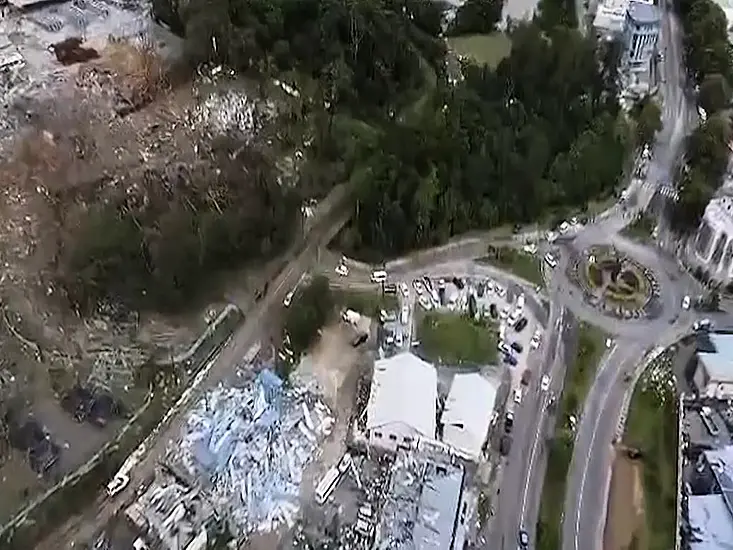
[544,253,557,269]
[371,270,387,283]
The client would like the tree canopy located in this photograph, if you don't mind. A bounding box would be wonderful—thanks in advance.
[669,0,732,232]
[339,23,630,258]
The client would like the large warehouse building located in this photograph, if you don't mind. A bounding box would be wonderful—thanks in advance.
[366,353,438,452]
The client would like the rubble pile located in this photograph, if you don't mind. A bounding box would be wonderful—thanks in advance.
[192,87,265,143]
[170,368,335,539]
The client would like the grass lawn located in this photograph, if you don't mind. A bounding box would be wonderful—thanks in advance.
[419,312,497,365]
[623,354,678,550]
[335,289,398,318]
[481,246,544,287]
[536,323,607,550]
[622,213,656,243]
[447,33,512,69]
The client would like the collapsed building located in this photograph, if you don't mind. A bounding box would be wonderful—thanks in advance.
[373,449,469,550]
[129,368,335,547]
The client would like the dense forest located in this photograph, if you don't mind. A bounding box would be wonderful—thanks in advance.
[672,0,733,231]
[161,0,634,257]
[34,0,634,312]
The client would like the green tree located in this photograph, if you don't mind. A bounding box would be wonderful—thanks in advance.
[283,276,335,357]
[698,73,731,114]
[632,97,662,146]
[449,0,504,35]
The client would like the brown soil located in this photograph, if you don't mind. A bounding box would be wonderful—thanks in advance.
[604,447,647,550]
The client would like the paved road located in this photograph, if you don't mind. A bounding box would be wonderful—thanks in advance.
[494,304,570,549]
[558,3,697,549]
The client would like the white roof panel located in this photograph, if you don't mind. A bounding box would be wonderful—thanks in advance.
[441,373,497,460]
[366,353,437,439]
[688,494,733,550]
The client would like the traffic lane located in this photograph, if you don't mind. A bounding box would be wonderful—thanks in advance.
[562,344,642,550]
[497,307,564,546]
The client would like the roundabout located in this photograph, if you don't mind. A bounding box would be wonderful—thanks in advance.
[569,245,661,320]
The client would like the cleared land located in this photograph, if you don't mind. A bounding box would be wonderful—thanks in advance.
[419,312,497,365]
[605,449,647,550]
[335,289,398,317]
[612,357,677,550]
[447,33,512,69]
[536,323,607,550]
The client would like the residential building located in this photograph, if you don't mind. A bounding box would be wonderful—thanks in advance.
[366,352,438,452]
[694,333,733,399]
[440,372,498,461]
[374,450,467,550]
[689,196,733,283]
[593,0,659,84]
[624,2,660,69]
[684,446,733,548]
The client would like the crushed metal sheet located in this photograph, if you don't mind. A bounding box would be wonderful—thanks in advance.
[374,450,465,550]
[166,367,335,540]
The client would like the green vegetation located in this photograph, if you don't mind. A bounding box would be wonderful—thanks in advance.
[419,312,497,365]
[623,212,656,242]
[671,0,733,232]
[624,355,678,550]
[630,95,662,147]
[283,276,335,360]
[536,323,607,550]
[335,289,398,317]
[482,245,543,286]
[447,33,512,68]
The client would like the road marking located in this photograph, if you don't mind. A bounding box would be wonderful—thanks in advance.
[572,346,628,550]
[519,309,564,522]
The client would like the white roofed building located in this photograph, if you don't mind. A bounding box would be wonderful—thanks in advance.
[440,373,497,461]
[366,353,438,452]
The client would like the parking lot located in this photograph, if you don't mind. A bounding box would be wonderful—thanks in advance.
[372,272,545,413]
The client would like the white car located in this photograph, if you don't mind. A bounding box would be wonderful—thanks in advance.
[335,264,349,277]
[540,375,550,392]
[496,286,507,298]
[395,332,403,347]
[499,307,509,320]
[283,291,294,307]
[513,388,523,405]
[682,295,691,310]
[485,279,495,293]
[413,280,424,294]
[530,331,541,350]
[400,282,409,297]
[418,295,433,310]
[693,319,713,331]
[400,305,409,325]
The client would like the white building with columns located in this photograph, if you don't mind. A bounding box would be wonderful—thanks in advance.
[689,196,733,283]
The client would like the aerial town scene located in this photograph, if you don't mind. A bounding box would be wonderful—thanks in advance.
[0,0,731,548]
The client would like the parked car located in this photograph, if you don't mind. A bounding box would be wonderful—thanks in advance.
[682,295,691,310]
[413,280,424,294]
[399,282,409,297]
[384,283,397,295]
[499,435,512,456]
[514,317,528,332]
[335,264,349,277]
[530,330,542,349]
[521,369,531,385]
[283,291,294,307]
[511,341,524,354]
[504,354,518,367]
[513,388,522,405]
[452,276,465,290]
[418,295,433,310]
[540,375,551,392]
[489,303,498,318]
[504,411,514,433]
[693,318,713,332]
